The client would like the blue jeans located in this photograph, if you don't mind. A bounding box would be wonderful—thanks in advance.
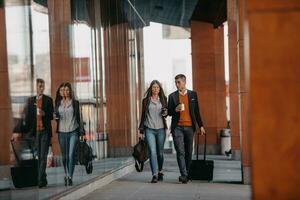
[145,128,166,176]
[58,131,79,178]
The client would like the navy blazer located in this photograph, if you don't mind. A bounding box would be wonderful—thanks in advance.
[14,95,54,138]
[168,90,204,133]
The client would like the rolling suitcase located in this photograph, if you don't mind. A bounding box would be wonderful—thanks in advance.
[188,132,214,181]
[10,140,38,188]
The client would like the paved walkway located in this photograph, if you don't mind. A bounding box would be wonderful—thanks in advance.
[0,157,132,200]
[83,155,251,200]
[0,154,251,200]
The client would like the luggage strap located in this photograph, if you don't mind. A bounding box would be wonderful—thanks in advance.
[134,159,144,172]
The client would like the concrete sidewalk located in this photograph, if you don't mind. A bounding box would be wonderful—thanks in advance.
[0,154,252,200]
[83,154,251,200]
[0,157,134,200]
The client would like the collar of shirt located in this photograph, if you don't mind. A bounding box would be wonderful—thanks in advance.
[36,95,43,100]
[179,89,187,96]
[61,99,72,107]
[151,96,160,103]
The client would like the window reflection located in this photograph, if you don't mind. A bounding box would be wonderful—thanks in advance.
[6,4,32,119]
[32,6,51,95]
[6,2,51,120]
[71,23,99,160]
[3,0,145,197]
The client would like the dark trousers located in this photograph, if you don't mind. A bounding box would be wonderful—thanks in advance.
[36,130,50,183]
[172,126,194,177]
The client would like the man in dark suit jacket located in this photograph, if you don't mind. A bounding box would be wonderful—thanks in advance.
[168,74,205,184]
[12,78,53,188]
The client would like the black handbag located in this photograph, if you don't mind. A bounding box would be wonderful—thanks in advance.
[132,138,148,172]
[76,138,93,174]
[10,140,38,188]
[188,132,214,181]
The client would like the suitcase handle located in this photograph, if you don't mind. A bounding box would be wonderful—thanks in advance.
[196,131,207,161]
[11,139,35,165]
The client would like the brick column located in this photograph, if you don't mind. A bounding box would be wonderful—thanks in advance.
[48,0,73,155]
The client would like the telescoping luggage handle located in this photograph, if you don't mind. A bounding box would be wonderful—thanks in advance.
[196,130,207,161]
[10,139,35,165]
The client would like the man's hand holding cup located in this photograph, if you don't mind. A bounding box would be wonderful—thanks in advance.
[175,103,185,112]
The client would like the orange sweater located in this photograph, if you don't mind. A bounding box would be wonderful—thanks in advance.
[36,97,44,131]
[178,93,192,126]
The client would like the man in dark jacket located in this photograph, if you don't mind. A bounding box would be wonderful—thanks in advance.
[168,74,205,184]
[11,78,53,188]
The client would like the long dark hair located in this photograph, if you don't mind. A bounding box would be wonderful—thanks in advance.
[63,82,75,100]
[55,82,65,110]
[144,80,167,106]
[55,82,76,110]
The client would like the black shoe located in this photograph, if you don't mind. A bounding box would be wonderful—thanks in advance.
[158,173,164,181]
[151,176,158,183]
[68,177,73,186]
[64,177,68,186]
[179,176,188,184]
[38,180,48,188]
[225,149,232,157]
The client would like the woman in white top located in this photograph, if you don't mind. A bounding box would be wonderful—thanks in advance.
[55,82,85,186]
[138,80,168,183]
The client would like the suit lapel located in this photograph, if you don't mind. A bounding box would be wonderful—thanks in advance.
[173,91,179,106]
[42,95,46,114]
[187,90,192,111]
[187,90,193,112]
[32,96,37,116]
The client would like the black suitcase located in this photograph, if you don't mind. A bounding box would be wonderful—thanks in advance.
[188,132,214,181]
[10,140,38,188]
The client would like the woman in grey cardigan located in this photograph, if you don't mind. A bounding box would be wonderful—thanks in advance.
[139,80,168,183]
[55,82,85,186]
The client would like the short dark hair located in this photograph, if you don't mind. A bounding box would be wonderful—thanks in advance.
[36,78,45,84]
[175,74,186,81]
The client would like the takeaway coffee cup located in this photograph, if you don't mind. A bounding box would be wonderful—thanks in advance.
[181,103,185,111]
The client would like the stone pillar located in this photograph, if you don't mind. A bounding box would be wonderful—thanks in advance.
[191,21,227,154]
[0,4,13,189]
[103,23,134,157]
[0,1,12,166]
[227,0,241,160]
[48,0,73,155]
[227,0,251,184]
[245,0,300,198]
[99,0,142,157]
